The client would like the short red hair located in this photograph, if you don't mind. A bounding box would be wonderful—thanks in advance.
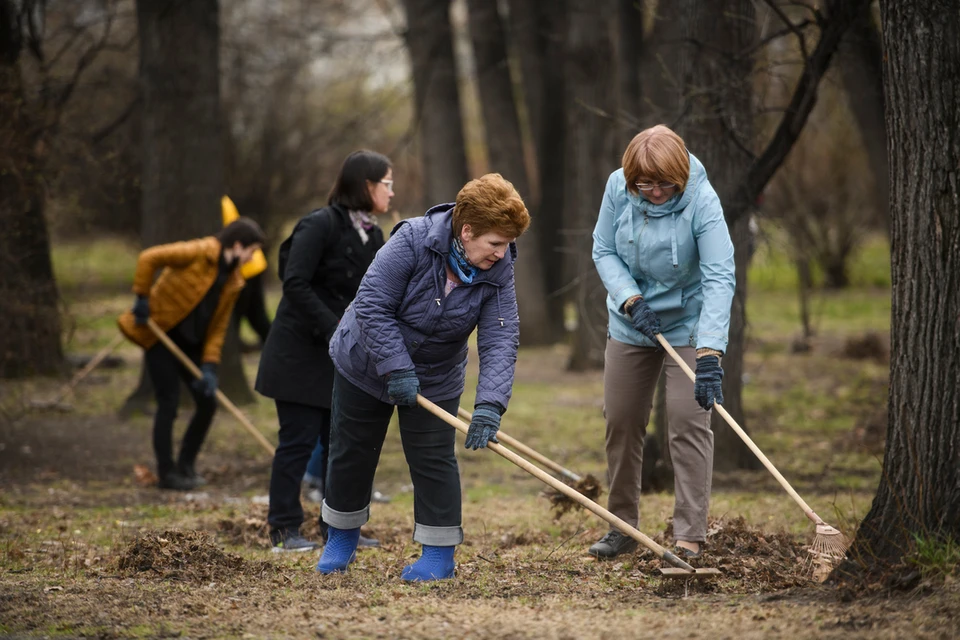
[452,173,530,238]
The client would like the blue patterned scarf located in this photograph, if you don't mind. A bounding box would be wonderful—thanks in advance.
[448,237,478,284]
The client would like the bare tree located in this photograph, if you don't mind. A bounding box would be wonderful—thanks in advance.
[565,0,618,371]
[465,0,556,344]
[122,0,254,411]
[401,0,469,206]
[0,0,128,378]
[834,0,960,582]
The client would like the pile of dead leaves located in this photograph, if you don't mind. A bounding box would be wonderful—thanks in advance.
[638,516,812,594]
[117,529,273,582]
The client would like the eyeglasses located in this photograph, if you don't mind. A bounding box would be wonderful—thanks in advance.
[380,179,394,191]
[636,181,676,192]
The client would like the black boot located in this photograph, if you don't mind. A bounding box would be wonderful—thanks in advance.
[158,470,195,491]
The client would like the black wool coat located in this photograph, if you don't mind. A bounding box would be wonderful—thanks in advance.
[255,205,385,408]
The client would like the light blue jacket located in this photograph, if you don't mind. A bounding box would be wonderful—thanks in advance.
[592,153,735,352]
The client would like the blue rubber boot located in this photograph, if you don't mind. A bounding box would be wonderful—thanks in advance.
[401,545,456,582]
[315,526,360,574]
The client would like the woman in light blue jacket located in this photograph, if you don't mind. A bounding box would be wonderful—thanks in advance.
[589,125,735,561]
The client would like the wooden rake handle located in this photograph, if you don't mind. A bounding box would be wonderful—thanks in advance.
[49,333,125,404]
[419,395,695,571]
[147,319,276,456]
[456,407,581,482]
[655,334,823,525]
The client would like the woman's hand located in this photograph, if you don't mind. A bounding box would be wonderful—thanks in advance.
[626,295,661,341]
[387,369,420,407]
[694,355,723,410]
[465,404,501,450]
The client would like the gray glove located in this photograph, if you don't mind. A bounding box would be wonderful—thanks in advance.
[386,368,420,407]
[465,403,501,450]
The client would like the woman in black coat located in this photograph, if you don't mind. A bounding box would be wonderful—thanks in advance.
[256,150,393,552]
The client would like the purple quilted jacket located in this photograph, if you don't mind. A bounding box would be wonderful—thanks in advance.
[328,204,519,411]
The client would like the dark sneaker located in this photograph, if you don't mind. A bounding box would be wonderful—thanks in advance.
[673,545,702,559]
[271,530,319,553]
[177,461,207,488]
[588,530,639,559]
[158,471,196,491]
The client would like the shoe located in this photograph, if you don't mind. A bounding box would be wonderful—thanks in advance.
[316,526,360,574]
[177,460,207,488]
[157,471,196,491]
[673,544,702,559]
[588,530,639,559]
[401,545,455,582]
[270,529,318,553]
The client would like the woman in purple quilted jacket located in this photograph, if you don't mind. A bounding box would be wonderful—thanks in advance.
[316,173,530,582]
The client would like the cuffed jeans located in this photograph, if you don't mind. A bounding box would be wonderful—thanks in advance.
[603,338,714,542]
[322,372,464,546]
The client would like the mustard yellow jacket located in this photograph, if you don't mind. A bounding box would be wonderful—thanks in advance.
[118,237,245,364]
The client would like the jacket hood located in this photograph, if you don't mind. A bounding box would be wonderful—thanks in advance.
[624,152,708,218]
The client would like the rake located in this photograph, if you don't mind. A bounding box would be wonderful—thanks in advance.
[655,334,849,577]
[421,395,719,579]
[30,334,125,411]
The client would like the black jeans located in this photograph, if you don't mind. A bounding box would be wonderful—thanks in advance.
[322,372,463,546]
[268,400,328,534]
[144,341,217,477]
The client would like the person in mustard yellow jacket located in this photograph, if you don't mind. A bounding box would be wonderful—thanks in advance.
[118,218,266,490]
[221,196,272,351]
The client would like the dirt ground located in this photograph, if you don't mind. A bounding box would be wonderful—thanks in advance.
[2,345,957,639]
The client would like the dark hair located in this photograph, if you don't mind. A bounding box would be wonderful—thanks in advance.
[327,149,392,211]
[216,217,267,248]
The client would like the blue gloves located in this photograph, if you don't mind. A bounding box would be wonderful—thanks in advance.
[132,295,150,326]
[191,363,219,398]
[387,369,420,407]
[465,403,501,450]
[627,296,661,342]
[694,355,723,410]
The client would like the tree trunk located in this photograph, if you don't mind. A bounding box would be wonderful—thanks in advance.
[675,0,759,471]
[466,0,557,345]
[122,0,253,414]
[402,0,470,207]
[566,0,617,371]
[0,8,63,379]
[616,0,643,139]
[834,0,960,580]
[506,0,543,181]
[531,0,569,340]
[639,0,684,128]
[837,1,888,229]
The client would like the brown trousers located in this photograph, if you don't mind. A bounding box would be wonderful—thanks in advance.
[603,338,714,541]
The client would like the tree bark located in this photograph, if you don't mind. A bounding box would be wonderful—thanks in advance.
[466,0,557,345]
[0,1,63,379]
[674,0,760,471]
[402,0,470,207]
[834,0,960,580]
[531,0,569,341]
[837,1,888,229]
[616,0,643,139]
[123,0,253,414]
[566,0,618,371]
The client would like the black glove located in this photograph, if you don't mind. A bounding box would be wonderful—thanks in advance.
[627,296,661,342]
[386,368,420,407]
[132,295,150,326]
[465,403,501,450]
[694,355,723,410]
[191,363,219,398]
